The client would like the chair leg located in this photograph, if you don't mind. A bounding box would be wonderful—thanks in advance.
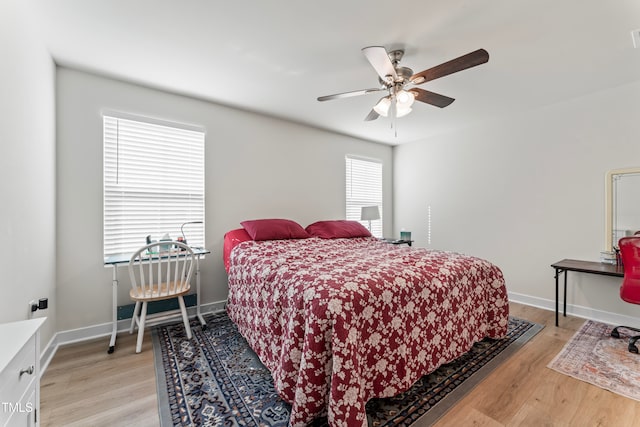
[178,296,192,340]
[611,326,621,338]
[136,302,148,353]
[130,301,141,334]
[611,325,640,338]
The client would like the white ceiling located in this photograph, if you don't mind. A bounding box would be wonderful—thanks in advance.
[28,0,640,145]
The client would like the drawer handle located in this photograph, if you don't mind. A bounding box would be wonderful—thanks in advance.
[19,365,34,378]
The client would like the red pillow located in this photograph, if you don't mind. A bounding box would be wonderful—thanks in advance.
[305,220,372,239]
[240,219,310,241]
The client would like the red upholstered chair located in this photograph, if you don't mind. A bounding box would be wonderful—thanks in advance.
[610,236,640,353]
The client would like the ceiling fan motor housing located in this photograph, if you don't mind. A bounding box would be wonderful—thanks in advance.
[379,66,413,86]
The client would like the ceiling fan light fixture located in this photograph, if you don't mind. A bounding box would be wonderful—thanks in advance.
[373,96,391,117]
[396,90,415,109]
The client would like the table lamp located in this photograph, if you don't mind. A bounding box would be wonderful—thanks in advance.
[360,206,380,232]
[180,221,203,246]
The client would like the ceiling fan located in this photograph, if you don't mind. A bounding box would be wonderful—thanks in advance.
[317,46,489,121]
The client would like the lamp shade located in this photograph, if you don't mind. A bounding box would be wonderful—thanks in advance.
[361,205,380,221]
[396,90,415,108]
[373,97,391,117]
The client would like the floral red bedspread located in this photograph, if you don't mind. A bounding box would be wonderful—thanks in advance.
[226,237,509,426]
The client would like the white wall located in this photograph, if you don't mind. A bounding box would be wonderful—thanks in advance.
[0,1,56,344]
[394,80,640,323]
[56,68,393,331]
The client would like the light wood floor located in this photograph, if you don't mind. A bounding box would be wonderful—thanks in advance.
[40,303,640,426]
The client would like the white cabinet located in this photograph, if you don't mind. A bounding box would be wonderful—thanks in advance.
[0,318,45,427]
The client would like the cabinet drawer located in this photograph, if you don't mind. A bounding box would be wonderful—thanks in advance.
[0,334,36,407]
[1,387,36,427]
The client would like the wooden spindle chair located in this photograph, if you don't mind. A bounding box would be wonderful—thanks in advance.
[128,241,194,353]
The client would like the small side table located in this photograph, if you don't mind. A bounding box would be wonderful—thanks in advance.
[382,238,413,247]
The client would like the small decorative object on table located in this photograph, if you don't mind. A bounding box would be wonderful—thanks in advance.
[159,233,172,251]
[600,250,617,265]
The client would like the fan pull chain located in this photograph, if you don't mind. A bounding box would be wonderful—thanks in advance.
[389,94,398,137]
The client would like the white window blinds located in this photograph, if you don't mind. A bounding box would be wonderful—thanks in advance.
[103,115,205,258]
[345,155,383,238]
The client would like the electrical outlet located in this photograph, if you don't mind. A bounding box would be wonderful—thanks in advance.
[27,298,48,318]
[27,300,37,318]
[632,29,640,49]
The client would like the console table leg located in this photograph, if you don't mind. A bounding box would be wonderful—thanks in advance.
[563,269,568,318]
[555,268,560,327]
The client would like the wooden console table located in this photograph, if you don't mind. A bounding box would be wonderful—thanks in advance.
[551,259,624,326]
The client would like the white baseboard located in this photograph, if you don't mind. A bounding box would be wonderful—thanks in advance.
[508,291,640,326]
[39,299,227,377]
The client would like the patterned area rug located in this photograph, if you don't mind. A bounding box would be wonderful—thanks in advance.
[548,320,640,401]
[152,313,542,427]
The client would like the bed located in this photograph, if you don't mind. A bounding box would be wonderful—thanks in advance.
[224,219,509,427]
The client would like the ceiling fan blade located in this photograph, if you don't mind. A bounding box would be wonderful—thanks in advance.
[364,109,379,121]
[410,88,455,108]
[317,88,384,102]
[362,46,398,83]
[410,49,489,84]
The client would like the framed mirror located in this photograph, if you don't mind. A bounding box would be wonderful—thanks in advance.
[605,167,640,250]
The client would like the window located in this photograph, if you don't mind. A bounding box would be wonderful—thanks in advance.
[103,114,205,258]
[345,155,383,238]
